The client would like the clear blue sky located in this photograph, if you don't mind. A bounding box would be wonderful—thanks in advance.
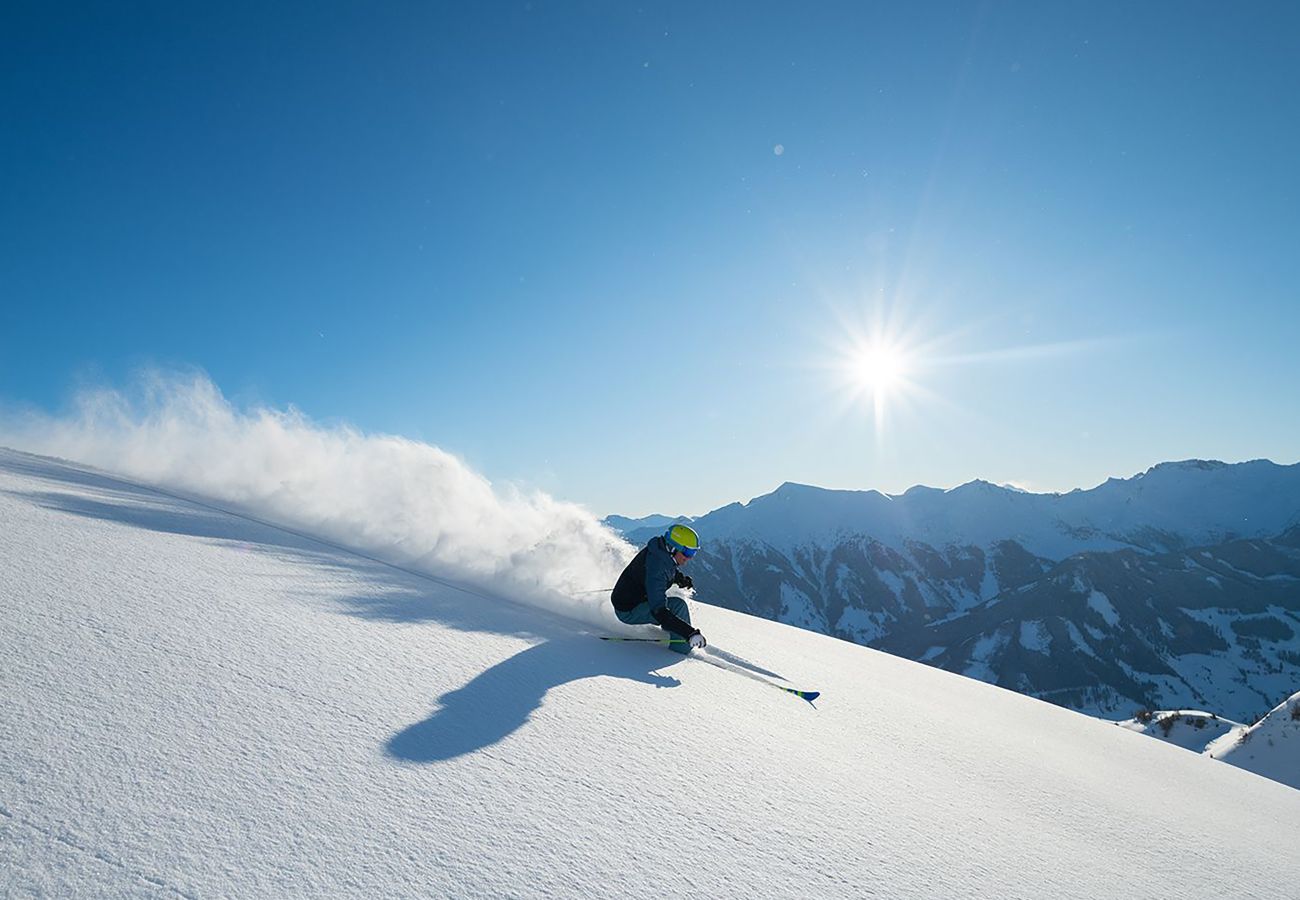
[3,2,1298,517]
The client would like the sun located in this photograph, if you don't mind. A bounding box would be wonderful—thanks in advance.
[853,343,908,396]
[817,304,935,441]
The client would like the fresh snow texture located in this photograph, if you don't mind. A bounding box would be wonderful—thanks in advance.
[4,448,1299,898]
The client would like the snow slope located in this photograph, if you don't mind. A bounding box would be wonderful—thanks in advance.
[1206,691,1300,790]
[3,448,1299,899]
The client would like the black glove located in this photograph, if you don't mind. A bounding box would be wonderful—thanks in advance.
[673,572,694,590]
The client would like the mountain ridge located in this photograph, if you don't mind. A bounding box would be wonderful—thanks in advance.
[605,458,1300,723]
[614,457,1300,559]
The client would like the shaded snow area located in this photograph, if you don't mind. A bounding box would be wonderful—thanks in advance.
[1018,620,1052,653]
[1206,691,1300,791]
[3,450,1300,898]
[1175,607,1300,720]
[776,581,824,631]
[962,629,1009,681]
[1085,589,1119,626]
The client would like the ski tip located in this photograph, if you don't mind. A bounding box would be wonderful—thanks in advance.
[781,686,819,704]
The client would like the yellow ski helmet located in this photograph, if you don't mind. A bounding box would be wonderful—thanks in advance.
[663,523,700,557]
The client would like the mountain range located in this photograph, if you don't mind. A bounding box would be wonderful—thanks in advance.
[608,459,1300,723]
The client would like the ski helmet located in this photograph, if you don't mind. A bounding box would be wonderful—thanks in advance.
[663,523,700,557]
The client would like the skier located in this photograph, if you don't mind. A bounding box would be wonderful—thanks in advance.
[611,523,706,653]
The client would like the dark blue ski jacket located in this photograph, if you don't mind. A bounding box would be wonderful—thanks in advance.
[610,535,695,638]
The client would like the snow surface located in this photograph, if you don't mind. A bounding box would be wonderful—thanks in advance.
[1206,691,1300,790]
[1175,607,1300,719]
[1085,590,1119,627]
[3,448,1300,898]
[1018,620,1052,653]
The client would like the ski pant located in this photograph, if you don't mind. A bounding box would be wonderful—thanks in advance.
[614,596,693,654]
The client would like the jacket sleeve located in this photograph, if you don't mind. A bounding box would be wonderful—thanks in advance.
[652,605,697,640]
[643,544,677,613]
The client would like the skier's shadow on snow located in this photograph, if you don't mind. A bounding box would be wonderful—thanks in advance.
[386,637,681,763]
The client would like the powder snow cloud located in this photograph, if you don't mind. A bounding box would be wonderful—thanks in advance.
[1,370,636,629]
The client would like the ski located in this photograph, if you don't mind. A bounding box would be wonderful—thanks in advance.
[598,636,820,705]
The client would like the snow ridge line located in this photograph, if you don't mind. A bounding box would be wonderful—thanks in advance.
[0,802,198,899]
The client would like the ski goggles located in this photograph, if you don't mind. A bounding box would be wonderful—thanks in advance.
[665,524,700,557]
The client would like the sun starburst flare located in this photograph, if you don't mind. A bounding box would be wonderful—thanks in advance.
[841,336,918,436]
[852,342,909,398]
[813,295,1141,452]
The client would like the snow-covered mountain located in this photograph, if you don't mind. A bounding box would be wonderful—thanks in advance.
[638,460,1300,559]
[601,512,690,535]
[610,460,1300,722]
[1118,691,1300,790]
[4,446,1299,897]
[881,531,1300,721]
[1207,690,1300,790]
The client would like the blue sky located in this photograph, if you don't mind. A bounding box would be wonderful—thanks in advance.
[3,2,1298,517]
